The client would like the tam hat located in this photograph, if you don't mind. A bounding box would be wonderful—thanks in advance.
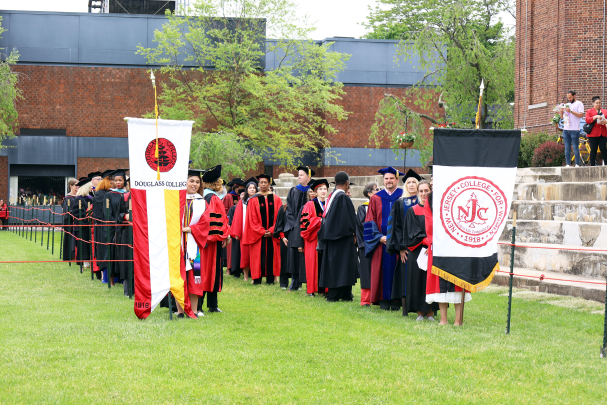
[402,169,422,183]
[296,166,316,177]
[377,167,402,178]
[188,169,205,179]
[310,179,329,190]
[87,171,102,179]
[243,176,259,187]
[256,174,274,184]
[202,165,222,183]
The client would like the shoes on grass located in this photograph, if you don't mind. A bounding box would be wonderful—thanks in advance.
[416,315,424,321]
[427,316,436,322]
[196,311,205,317]
[176,313,184,319]
[208,308,222,313]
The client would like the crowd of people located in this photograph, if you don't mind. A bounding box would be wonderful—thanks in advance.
[560,90,607,166]
[58,164,470,325]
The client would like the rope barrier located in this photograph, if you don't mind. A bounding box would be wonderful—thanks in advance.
[496,269,607,286]
[498,241,607,253]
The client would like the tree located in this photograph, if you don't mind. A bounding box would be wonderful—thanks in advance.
[0,17,21,150]
[138,0,350,176]
[364,0,515,163]
[190,131,261,177]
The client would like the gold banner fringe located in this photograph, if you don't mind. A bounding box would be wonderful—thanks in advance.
[431,262,499,293]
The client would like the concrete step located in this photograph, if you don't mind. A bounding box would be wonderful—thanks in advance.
[499,220,607,247]
[514,181,607,202]
[510,200,607,223]
[497,242,607,279]
[491,267,606,303]
[561,165,607,182]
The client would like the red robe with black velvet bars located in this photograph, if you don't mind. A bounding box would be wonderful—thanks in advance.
[190,193,230,293]
[242,193,282,279]
[300,199,324,294]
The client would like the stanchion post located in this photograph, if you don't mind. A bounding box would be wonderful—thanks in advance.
[506,212,517,335]
[89,202,94,281]
[52,199,55,256]
[106,198,111,289]
[41,198,45,247]
[59,202,64,258]
[128,199,133,299]
[34,198,38,244]
[78,199,83,274]
[67,199,72,267]
[168,291,173,320]
[30,202,34,242]
[19,198,22,237]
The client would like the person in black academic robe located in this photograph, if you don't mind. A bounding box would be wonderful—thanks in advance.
[318,172,358,302]
[61,179,79,261]
[387,193,438,318]
[227,204,242,278]
[273,203,290,288]
[70,179,94,268]
[356,202,371,305]
[284,166,315,291]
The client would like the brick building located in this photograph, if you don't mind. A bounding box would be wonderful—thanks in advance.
[514,0,607,132]
[0,10,439,202]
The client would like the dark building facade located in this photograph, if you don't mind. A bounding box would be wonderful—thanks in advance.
[0,10,438,202]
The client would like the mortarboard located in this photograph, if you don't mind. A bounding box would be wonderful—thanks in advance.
[101,170,115,179]
[76,178,91,187]
[113,169,129,178]
[402,169,422,183]
[87,171,102,179]
[202,165,222,183]
[188,169,205,179]
[243,176,259,186]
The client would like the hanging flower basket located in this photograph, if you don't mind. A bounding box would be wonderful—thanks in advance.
[396,132,415,149]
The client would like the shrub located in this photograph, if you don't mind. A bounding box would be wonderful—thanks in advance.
[518,132,559,168]
[531,141,565,167]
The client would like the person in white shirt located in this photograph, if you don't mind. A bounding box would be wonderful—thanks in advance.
[560,90,584,167]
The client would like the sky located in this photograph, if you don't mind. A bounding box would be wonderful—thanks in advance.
[0,0,515,40]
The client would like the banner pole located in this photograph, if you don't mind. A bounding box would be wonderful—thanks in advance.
[601,273,607,358]
[506,212,517,334]
[78,199,83,274]
[168,291,173,320]
[128,199,133,299]
[106,198,111,289]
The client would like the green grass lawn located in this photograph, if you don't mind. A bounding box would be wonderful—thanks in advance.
[1,230,606,404]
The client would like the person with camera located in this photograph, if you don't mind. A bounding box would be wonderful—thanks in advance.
[584,96,607,166]
[560,90,584,167]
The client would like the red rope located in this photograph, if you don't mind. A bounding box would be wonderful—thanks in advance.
[496,269,607,286]
[0,260,133,263]
[498,241,607,253]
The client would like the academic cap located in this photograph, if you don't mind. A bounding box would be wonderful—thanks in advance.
[310,179,329,190]
[243,176,259,186]
[78,176,88,182]
[188,168,205,179]
[202,165,222,183]
[256,174,274,184]
[377,167,402,178]
[87,171,102,179]
[402,169,422,183]
[76,178,91,187]
[113,169,129,178]
[296,166,316,177]
[101,170,115,179]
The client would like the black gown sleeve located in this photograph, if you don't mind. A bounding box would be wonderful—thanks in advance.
[403,207,426,248]
[227,205,237,226]
[273,206,286,238]
[318,193,357,241]
[386,200,405,255]
[355,205,367,248]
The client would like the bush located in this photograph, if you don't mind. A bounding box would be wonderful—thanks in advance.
[531,141,566,167]
[518,132,559,168]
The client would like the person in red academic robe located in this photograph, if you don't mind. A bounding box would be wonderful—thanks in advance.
[223,178,243,275]
[299,179,329,296]
[229,177,258,282]
[242,174,282,284]
[185,165,230,314]
[363,167,403,311]
[177,168,208,319]
[422,191,471,326]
